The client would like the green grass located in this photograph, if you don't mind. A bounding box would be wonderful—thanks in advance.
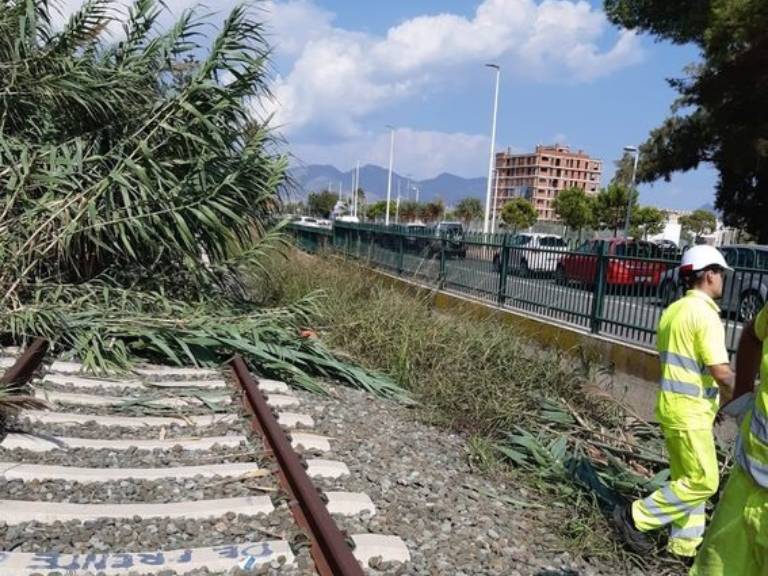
[263,250,680,572]
[263,251,598,433]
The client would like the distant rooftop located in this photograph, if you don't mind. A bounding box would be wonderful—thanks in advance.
[501,144,597,159]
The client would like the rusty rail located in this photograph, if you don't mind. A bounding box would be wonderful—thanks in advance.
[230,356,364,576]
[0,338,48,387]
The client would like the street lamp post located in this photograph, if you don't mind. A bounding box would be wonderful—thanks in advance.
[623,145,640,238]
[385,125,395,226]
[354,160,360,218]
[483,63,501,235]
[490,167,500,233]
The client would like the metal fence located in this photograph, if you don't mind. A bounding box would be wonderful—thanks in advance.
[290,222,767,355]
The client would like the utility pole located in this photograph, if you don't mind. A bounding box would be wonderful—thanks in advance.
[354,161,360,218]
[483,63,501,235]
[623,146,640,238]
[385,126,395,226]
[490,168,500,233]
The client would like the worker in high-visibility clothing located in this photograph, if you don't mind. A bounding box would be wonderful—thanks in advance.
[613,245,735,557]
[690,300,768,575]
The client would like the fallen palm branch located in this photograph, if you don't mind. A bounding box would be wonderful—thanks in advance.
[0,0,405,402]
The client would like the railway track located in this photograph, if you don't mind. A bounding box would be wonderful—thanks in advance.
[0,341,409,575]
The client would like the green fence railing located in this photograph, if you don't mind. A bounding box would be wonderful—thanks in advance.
[290,221,767,355]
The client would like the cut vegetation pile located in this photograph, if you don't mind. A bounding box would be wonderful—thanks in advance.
[0,0,398,398]
[266,250,731,568]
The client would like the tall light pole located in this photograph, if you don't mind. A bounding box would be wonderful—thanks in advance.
[483,63,501,235]
[354,161,360,218]
[385,125,395,226]
[490,168,501,233]
[623,145,640,238]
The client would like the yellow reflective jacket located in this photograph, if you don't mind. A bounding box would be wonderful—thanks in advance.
[655,290,729,430]
[736,303,768,487]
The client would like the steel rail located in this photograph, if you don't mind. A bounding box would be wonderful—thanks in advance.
[230,356,364,576]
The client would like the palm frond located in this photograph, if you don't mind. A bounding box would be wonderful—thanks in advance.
[0,0,403,401]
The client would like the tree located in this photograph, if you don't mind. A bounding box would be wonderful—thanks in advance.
[594,184,639,237]
[454,197,483,227]
[605,0,768,242]
[0,0,397,396]
[552,187,594,239]
[418,201,444,223]
[611,151,638,187]
[307,190,338,218]
[353,187,366,217]
[500,198,538,232]
[679,209,717,241]
[632,206,667,239]
[366,201,392,221]
[398,201,419,223]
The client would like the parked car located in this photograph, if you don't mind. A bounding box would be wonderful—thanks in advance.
[555,238,669,288]
[402,222,430,252]
[292,216,320,227]
[657,244,768,321]
[432,221,467,258]
[492,233,568,276]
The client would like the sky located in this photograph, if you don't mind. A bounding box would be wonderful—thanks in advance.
[58,0,717,210]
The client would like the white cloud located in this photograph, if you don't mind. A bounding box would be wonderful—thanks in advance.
[262,0,335,57]
[291,128,490,180]
[264,0,644,136]
[52,0,642,181]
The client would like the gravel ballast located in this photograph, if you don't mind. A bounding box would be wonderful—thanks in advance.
[0,444,264,468]
[278,384,649,576]
[9,417,247,440]
[0,509,297,554]
[0,474,277,504]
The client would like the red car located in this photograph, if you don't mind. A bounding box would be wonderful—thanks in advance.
[555,239,669,287]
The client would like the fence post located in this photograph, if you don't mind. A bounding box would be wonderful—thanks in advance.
[438,235,447,288]
[497,234,509,307]
[397,232,404,276]
[344,227,350,258]
[355,227,361,259]
[590,242,608,334]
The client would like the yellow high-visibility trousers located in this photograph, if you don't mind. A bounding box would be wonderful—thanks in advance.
[690,465,768,576]
[631,427,719,557]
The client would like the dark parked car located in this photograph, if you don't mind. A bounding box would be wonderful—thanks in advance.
[657,244,768,321]
[432,221,467,258]
[402,223,430,252]
[555,238,669,288]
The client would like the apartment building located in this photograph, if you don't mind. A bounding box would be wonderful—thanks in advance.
[493,144,602,222]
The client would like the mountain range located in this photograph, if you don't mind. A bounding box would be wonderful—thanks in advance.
[287,163,718,215]
[287,163,487,207]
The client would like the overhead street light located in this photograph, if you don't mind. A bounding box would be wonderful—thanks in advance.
[483,63,501,235]
[385,125,395,226]
[623,145,640,239]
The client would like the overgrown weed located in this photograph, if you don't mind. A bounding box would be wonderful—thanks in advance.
[263,250,673,572]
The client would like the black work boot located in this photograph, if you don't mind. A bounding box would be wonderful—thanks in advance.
[612,504,655,554]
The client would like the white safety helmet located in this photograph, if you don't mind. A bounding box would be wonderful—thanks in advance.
[679,245,732,274]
